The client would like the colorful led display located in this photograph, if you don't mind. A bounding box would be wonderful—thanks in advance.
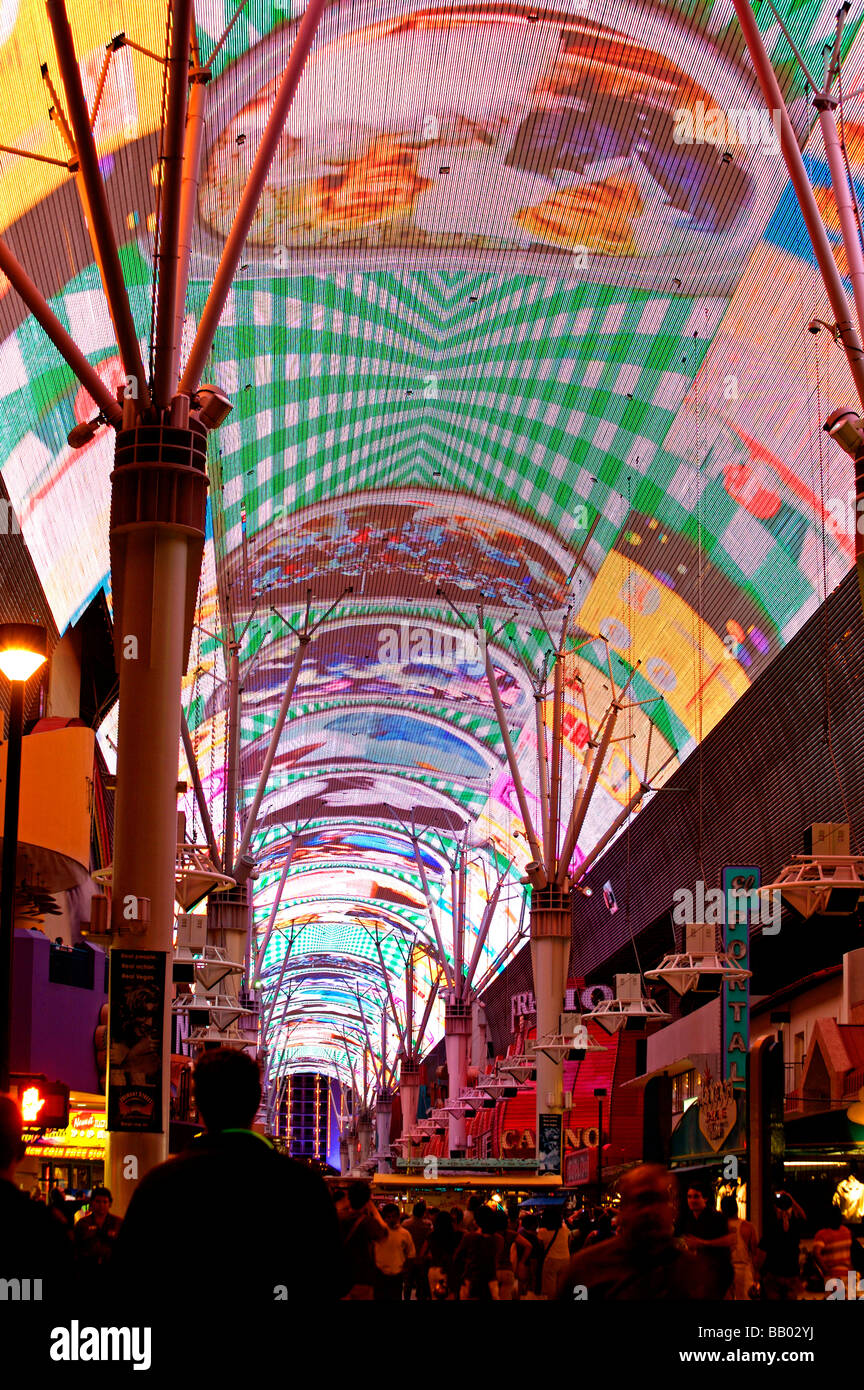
[0,0,860,1076]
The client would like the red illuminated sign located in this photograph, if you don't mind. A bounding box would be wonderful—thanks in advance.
[10,1075,70,1130]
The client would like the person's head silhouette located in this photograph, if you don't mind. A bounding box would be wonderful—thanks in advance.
[192,1049,262,1132]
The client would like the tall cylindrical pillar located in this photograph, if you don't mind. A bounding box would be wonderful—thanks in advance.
[105,413,208,1212]
[471,998,488,1071]
[339,1130,350,1176]
[375,1091,393,1173]
[444,998,471,1156]
[529,884,571,1155]
[399,1064,421,1135]
[358,1112,373,1166]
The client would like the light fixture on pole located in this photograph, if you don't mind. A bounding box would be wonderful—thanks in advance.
[0,623,47,1091]
[644,924,752,997]
[594,1087,607,1193]
[759,854,864,919]
[582,973,671,1034]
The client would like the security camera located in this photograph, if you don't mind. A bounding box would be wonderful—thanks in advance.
[824,407,864,457]
[193,385,233,430]
[67,416,103,449]
[233,852,258,883]
[809,318,840,340]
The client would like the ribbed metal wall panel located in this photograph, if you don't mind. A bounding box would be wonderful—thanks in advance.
[481,943,535,1058]
[572,567,864,977]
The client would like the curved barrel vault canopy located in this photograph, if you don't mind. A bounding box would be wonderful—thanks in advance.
[0,0,859,1081]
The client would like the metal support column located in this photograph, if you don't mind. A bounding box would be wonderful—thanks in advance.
[399,1063,421,1136]
[106,410,208,1210]
[444,997,472,1157]
[529,884,571,1148]
[375,1091,393,1173]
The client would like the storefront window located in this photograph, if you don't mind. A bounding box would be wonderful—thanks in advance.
[671,1069,700,1116]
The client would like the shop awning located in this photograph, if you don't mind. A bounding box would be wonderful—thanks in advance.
[621,1058,699,1090]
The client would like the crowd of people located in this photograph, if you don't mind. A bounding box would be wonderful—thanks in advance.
[333,1187,578,1300]
[329,1172,861,1300]
[1,1049,861,1306]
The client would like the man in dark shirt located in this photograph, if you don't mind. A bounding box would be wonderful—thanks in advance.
[403,1199,432,1300]
[111,1049,344,1308]
[759,1191,806,1299]
[339,1180,388,1298]
[73,1186,123,1271]
[0,1094,72,1305]
[676,1183,734,1296]
[452,1203,499,1300]
[558,1165,727,1300]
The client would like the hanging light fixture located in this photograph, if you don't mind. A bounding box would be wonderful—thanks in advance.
[498,1055,535,1082]
[529,1010,607,1063]
[443,1097,475,1118]
[644,924,752,996]
[478,1073,518,1101]
[583,973,672,1033]
[457,1086,489,1111]
[759,854,864,919]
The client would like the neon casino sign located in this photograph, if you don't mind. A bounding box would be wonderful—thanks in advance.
[510,984,613,1031]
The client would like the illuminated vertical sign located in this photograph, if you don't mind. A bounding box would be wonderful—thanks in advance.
[721,866,758,1088]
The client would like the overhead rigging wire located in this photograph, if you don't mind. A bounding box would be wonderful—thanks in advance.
[814,341,862,851]
[148,0,173,383]
[621,467,645,984]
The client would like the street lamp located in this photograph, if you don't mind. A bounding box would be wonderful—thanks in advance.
[0,623,47,1090]
[594,1087,608,1197]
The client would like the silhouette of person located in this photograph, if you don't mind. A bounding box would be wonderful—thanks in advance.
[111,1049,344,1308]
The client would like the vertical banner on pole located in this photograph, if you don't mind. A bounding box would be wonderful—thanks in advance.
[107,949,167,1132]
[721,866,758,1089]
[538,1112,563,1174]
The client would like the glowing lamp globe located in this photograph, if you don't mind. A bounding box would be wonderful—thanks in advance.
[0,624,47,682]
[847,1088,864,1143]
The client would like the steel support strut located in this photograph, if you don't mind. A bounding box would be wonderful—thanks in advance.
[483,642,546,884]
[223,645,241,871]
[180,0,328,394]
[232,636,309,874]
[46,0,151,409]
[173,71,209,375]
[730,0,864,405]
[731,0,864,612]
[180,712,223,872]
[0,238,122,426]
[152,0,194,405]
[252,843,295,980]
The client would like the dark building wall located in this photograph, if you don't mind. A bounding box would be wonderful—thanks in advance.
[571,566,864,978]
[11,929,107,1092]
[0,471,58,727]
[480,944,534,1058]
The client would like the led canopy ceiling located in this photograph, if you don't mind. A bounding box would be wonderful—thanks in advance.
[0,0,861,1081]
